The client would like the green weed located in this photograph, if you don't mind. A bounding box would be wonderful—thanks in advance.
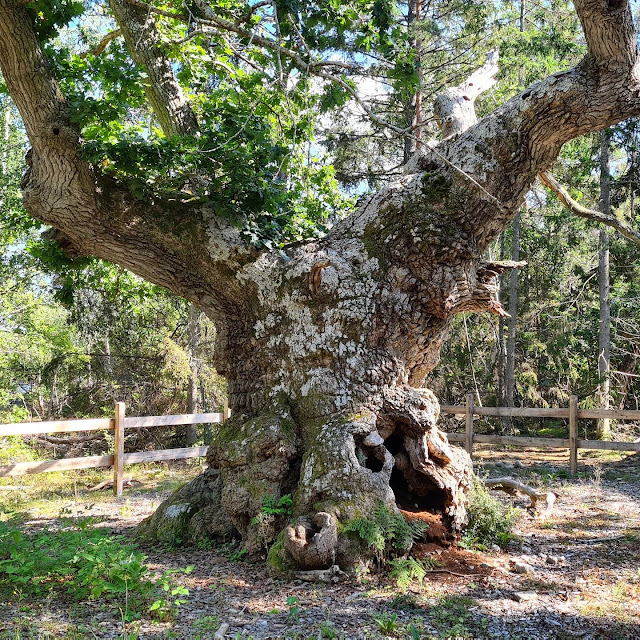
[429,595,474,638]
[460,476,520,550]
[0,520,192,621]
[0,521,151,604]
[371,611,398,636]
[286,595,302,622]
[257,494,293,518]
[148,566,193,621]
[318,617,339,638]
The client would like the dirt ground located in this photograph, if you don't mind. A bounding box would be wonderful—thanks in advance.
[1,447,639,639]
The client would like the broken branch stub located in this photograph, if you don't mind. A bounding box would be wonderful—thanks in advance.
[433,48,499,138]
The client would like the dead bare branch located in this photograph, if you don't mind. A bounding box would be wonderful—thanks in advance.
[485,476,557,515]
[539,171,640,245]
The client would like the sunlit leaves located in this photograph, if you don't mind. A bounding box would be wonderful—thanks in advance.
[24,0,84,42]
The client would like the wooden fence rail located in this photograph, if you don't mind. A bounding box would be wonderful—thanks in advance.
[1,396,638,491]
[442,394,640,474]
[0,400,231,496]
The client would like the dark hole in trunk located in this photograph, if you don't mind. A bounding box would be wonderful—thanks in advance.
[384,432,404,456]
[390,468,446,513]
[364,455,384,472]
[390,467,451,543]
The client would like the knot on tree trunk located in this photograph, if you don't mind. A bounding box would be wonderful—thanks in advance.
[283,512,338,569]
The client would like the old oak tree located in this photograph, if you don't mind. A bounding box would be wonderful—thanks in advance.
[1,0,639,569]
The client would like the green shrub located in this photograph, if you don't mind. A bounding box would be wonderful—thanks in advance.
[0,522,152,603]
[460,476,520,550]
[0,520,190,619]
[0,435,38,464]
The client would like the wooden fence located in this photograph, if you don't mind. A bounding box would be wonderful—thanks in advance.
[442,394,640,474]
[0,401,230,496]
[1,395,639,493]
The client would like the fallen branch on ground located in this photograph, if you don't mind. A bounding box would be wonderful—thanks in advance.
[294,564,345,583]
[485,477,557,515]
[87,476,137,491]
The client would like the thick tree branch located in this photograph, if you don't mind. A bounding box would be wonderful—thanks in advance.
[433,48,499,138]
[108,0,198,136]
[79,29,122,59]
[538,171,640,245]
[577,0,637,67]
[423,0,640,252]
[0,0,253,317]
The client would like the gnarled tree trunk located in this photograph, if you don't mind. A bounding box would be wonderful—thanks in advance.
[1,0,640,570]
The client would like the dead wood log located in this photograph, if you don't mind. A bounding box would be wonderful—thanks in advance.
[294,564,345,583]
[87,475,137,491]
[485,477,557,515]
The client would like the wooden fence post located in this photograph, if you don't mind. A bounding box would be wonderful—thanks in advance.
[114,402,125,497]
[223,398,231,421]
[569,395,578,475]
[465,393,474,456]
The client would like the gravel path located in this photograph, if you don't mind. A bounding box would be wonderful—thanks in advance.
[1,451,639,639]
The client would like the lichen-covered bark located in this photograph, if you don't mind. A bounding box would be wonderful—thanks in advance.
[135,468,233,545]
[2,0,640,569]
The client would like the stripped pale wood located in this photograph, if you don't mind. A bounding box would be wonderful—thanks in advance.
[441,405,640,420]
[447,433,640,452]
[579,439,640,452]
[448,433,571,448]
[124,412,223,429]
[577,408,640,420]
[569,396,578,474]
[441,405,570,418]
[123,446,208,464]
[114,402,125,497]
[465,393,474,455]
[0,418,113,436]
[0,455,113,476]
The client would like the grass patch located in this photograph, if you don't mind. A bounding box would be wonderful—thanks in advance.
[429,595,475,638]
[0,518,192,622]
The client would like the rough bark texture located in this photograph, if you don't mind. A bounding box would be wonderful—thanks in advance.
[2,0,640,569]
[108,0,199,136]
